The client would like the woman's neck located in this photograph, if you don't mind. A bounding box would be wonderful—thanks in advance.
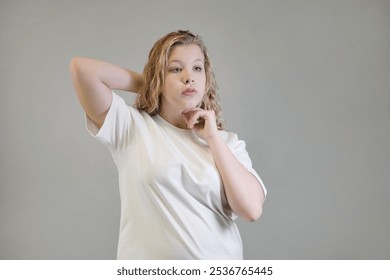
[158,109,189,129]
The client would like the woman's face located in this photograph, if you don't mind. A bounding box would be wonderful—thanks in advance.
[161,44,206,115]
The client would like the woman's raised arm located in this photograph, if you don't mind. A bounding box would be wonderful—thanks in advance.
[69,57,143,128]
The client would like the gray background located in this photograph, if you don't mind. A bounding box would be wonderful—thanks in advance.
[1,0,389,259]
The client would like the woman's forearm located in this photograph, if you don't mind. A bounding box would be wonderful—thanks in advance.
[207,136,265,221]
[70,57,143,127]
[70,57,143,93]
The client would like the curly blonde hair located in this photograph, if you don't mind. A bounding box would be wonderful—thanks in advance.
[135,30,224,129]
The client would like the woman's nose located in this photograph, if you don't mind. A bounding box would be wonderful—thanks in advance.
[183,78,194,84]
[182,70,194,84]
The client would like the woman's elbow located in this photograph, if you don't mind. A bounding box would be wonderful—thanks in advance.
[238,201,263,222]
[69,57,85,76]
[245,206,263,222]
[247,194,266,222]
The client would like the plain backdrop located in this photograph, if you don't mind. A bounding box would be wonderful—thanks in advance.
[1,0,389,259]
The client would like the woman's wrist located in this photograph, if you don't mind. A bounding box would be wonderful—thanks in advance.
[205,133,224,147]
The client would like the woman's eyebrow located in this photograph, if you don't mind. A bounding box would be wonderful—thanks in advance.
[169,58,204,64]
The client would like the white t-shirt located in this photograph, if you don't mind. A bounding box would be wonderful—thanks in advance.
[86,92,266,259]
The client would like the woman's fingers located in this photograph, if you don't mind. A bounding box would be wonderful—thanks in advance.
[182,108,202,127]
[182,108,210,129]
[182,108,218,141]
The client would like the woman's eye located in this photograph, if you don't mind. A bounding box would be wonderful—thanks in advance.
[169,67,181,73]
[194,66,203,71]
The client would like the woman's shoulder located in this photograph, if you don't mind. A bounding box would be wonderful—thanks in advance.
[113,92,149,118]
[110,92,158,132]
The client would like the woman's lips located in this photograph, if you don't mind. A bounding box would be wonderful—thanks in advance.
[182,88,197,96]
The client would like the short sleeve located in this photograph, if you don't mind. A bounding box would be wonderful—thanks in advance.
[226,132,267,198]
[85,92,132,153]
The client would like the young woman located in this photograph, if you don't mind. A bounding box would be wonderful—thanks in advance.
[70,30,266,259]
